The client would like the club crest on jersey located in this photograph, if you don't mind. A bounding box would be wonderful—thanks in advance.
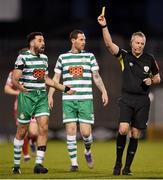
[20,112,25,119]
[43,60,48,67]
[82,57,87,62]
[144,66,149,72]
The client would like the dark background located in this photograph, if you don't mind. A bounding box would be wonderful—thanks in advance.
[1,0,163,38]
[0,0,163,139]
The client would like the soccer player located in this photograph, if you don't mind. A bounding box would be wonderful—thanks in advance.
[97,15,161,175]
[48,29,108,171]
[4,70,38,162]
[11,32,75,174]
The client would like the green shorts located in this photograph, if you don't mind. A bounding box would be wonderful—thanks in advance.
[17,91,50,124]
[63,100,94,124]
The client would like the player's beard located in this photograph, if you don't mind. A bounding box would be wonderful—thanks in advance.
[35,46,45,54]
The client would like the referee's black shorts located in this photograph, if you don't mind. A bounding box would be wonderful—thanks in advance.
[118,93,150,129]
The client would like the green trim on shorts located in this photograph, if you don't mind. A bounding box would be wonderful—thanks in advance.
[17,91,49,124]
[63,100,94,124]
[35,112,50,117]
[18,118,31,124]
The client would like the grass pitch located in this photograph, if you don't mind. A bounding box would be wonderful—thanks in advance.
[0,140,163,179]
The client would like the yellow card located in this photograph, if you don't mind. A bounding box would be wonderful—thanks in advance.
[101,6,105,16]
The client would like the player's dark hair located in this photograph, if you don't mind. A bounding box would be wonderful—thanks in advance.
[69,30,84,40]
[27,32,43,46]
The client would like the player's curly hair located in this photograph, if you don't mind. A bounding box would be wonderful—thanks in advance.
[27,32,43,46]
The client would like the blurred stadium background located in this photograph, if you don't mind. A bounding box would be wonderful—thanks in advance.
[0,0,163,142]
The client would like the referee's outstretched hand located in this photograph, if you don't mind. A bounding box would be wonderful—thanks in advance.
[97,15,107,27]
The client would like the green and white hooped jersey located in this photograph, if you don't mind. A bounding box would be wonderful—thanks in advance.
[55,50,99,100]
[14,50,48,91]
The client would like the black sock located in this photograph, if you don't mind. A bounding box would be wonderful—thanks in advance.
[124,138,138,170]
[115,133,127,164]
[38,145,46,152]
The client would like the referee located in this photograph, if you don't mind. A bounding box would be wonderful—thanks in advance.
[97,15,161,176]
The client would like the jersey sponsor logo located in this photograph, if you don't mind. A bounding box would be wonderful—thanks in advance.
[33,69,45,80]
[69,66,84,78]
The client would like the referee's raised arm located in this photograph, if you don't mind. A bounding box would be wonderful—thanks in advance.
[97,15,119,56]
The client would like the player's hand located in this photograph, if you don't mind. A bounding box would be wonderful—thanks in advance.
[64,85,76,95]
[102,92,109,106]
[48,95,54,110]
[20,85,28,93]
[97,15,107,27]
[66,89,76,95]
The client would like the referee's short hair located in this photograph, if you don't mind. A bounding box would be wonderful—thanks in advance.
[131,31,146,43]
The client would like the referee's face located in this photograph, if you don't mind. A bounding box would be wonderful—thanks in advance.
[131,35,146,56]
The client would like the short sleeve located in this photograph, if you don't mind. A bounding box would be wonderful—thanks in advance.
[115,48,127,58]
[15,54,25,70]
[90,53,99,72]
[151,56,159,75]
[54,56,62,74]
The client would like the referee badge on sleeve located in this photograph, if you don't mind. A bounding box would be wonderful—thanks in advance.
[144,66,149,72]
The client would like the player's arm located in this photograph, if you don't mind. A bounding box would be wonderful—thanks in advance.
[97,15,119,56]
[12,69,28,93]
[45,75,75,94]
[48,73,61,109]
[92,70,108,106]
[48,73,61,97]
[45,75,66,92]
[4,84,19,96]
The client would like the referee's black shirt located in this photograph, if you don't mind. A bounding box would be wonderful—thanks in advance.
[116,49,159,95]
